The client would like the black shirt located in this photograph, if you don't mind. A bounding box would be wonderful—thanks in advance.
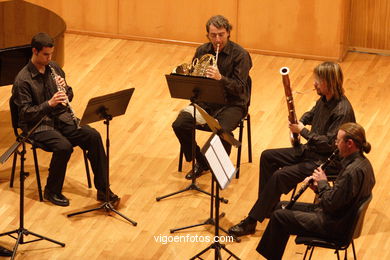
[12,60,74,133]
[194,41,252,112]
[317,151,375,238]
[299,95,356,158]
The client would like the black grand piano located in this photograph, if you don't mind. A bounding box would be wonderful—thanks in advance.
[0,0,66,86]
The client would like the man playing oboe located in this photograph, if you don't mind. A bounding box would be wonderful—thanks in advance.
[257,122,375,260]
[229,62,355,236]
[12,32,119,206]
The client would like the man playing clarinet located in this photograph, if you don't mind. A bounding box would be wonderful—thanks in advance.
[257,122,375,260]
[12,32,119,206]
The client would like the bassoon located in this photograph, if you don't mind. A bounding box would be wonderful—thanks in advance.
[280,67,300,147]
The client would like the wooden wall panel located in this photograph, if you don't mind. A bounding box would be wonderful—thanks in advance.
[118,0,237,44]
[20,0,390,59]
[23,0,350,60]
[350,0,390,51]
[237,0,349,60]
[25,0,118,33]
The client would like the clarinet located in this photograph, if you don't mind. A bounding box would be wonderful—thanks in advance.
[49,65,80,129]
[282,149,339,209]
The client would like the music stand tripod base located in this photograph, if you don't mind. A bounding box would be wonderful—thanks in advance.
[0,123,65,259]
[188,134,241,259]
[66,88,137,226]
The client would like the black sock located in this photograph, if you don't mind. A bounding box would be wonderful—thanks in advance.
[196,150,209,169]
[246,216,257,224]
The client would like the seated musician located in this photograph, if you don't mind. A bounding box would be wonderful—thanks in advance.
[257,122,375,260]
[12,32,119,206]
[229,61,356,236]
[172,15,252,179]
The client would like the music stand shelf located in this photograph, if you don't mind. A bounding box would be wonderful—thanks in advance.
[156,74,229,203]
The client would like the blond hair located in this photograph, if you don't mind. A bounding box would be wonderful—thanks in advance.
[314,62,345,100]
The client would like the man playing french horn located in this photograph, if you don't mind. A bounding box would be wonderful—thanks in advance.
[12,32,119,206]
[172,15,252,179]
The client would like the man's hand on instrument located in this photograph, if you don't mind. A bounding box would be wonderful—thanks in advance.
[289,121,305,133]
[304,176,318,192]
[55,75,66,89]
[206,65,222,80]
[313,167,327,182]
[48,91,67,107]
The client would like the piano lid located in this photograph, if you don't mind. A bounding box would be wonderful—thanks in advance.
[0,0,66,86]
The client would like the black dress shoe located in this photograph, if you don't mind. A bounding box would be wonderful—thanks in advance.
[0,246,12,257]
[97,189,120,202]
[44,189,69,207]
[228,218,257,237]
[185,162,209,180]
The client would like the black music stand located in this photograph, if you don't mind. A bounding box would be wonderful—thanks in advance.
[190,134,240,260]
[67,88,137,226]
[0,116,65,260]
[169,105,241,243]
[156,74,228,203]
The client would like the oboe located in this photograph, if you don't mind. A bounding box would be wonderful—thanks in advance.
[283,149,339,209]
[49,65,80,129]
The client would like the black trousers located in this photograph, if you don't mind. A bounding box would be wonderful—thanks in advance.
[248,147,318,222]
[172,105,244,164]
[257,202,328,260]
[31,121,107,194]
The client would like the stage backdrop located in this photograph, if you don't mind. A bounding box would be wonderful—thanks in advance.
[6,0,389,60]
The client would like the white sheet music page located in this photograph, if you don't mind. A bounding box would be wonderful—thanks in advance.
[204,135,236,189]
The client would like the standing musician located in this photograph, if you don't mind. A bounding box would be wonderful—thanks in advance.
[172,15,252,179]
[229,61,356,236]
[12,32,119,207]
[257,122,375,260]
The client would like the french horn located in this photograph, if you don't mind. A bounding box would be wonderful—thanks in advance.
[173,53,217,77]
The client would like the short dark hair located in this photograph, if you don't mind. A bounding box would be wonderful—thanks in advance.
[206,15,232,34]
[31,32,54,52]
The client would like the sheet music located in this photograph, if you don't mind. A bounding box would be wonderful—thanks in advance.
[204,135,236,189]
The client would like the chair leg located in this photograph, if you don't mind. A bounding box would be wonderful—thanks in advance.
[83,150,92,188]
[303,246,310,260]
[352,240,357,260]
[336,250,341,260]
[32,147,43,202]
[178,147,184,172]
[246,114,252,162]
[308,246,315,260]
[235,120,244,179]
[10,152,18,188]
